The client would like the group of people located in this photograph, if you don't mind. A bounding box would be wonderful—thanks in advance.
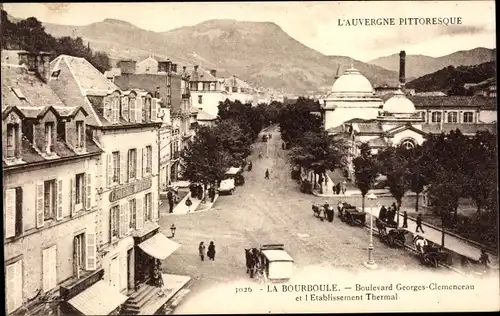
[378,203,398,226]
[312,201,339,222]
[198,241,216,261]
[166,188,181,213]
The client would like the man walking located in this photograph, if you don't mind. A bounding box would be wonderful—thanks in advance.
[415,213,425,233]
[167,190,174,213]
[265,169,270,179]
[207,241,216,261]
[402,211,408,228]
[199,242,206,261]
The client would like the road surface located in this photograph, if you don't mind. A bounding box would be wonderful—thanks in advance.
[159,127,450,313]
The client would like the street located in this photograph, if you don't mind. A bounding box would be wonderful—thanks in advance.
[159,127,451,313]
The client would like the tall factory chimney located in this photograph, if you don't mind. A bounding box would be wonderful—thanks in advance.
[399,50,406,88]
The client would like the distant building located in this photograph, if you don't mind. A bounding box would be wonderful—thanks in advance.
[188,66,227,119]
[464,77,496,98]
[413,91,447,97]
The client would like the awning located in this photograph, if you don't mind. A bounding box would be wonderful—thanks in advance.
[138,232,180,260]
[68,280,128,315]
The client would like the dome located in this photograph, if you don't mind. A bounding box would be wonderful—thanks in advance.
[331,67,374,94]
[383,89,416,113]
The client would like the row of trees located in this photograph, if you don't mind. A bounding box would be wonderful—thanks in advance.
[279,97,349,188]
[1,11,111,73]
[353,129,498,249]
[182,100,281,184]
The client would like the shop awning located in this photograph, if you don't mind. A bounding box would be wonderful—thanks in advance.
[68,280,128,315]
[138,232,181,260]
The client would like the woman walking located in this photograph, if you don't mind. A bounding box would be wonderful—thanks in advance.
[207,241,216,261]
[198,242,206,261]
[185,196,193,213]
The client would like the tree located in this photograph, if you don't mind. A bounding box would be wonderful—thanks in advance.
[377,146,412,226]
[353,143,379,212]
[279,98,322,146]
[214,119,253,166]
[182,126,232,184]
[427,167,464,248]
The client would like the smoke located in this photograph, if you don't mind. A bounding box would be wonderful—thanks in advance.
[437,24,488,37]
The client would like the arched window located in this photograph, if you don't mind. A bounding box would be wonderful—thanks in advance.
[431,112,442,123]
[400,139,415,150]
[447,112,458,123]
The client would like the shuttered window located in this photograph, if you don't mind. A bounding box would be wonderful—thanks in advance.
[76,121,85,148]
[121,96,129,121]
[112,151,120,184]
[86,173,92,209]
[74,233,85,277]
[129,97,136,123]
[135,197,144,230]
[6,260,23,314]
[86,231,96,271]
[144,193,152,222]
[110,205,120,241]
[129,199,136,229]
[136,97,143,122]
[128,149,137,180]
[43,180,56,221]
[5,187,23,238]
[75,173,85,206]
[145,146,152,174]
[42,245,57,292]
[6,123,18,158]
[151,98,158,122]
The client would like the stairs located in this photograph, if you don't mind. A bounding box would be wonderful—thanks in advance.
[121,284,160,315]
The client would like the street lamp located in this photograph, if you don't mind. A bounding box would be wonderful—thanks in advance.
[364,192,378,269]
[170,224,177,238]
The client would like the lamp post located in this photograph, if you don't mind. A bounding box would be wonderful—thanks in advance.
[364,192,378,269]
[170,224,177,238]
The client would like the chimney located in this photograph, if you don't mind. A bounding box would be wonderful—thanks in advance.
[399,50,406,87]
[118,60,137,74]
[334,63,342,80]
[210,69,217,77]
[194,65,199,71]
[183,66,187,72]
[18,51,52,83]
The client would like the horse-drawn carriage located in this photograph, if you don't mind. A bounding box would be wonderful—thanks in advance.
[339,203,366,226]
[376,219,408,248]
[413,235,449,268]
[245,244,294,282]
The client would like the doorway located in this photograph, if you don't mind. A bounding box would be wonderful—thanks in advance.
[127,248,134,291]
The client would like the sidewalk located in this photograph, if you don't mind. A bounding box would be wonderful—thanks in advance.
[141,274,192,315]
[363,207,499,268]
[164,191,220,215]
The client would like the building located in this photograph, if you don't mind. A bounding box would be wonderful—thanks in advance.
[48,54,181,314]
[220,75,257,105]
[464,77,496,98]
[113,57,194,187]
[188,66,228,119]
[322,51,496,179]
[2,51,114,316]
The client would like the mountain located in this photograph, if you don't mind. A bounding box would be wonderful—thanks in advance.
[405,61,496,93]
[368,47,496,79]
[35,18,400,94]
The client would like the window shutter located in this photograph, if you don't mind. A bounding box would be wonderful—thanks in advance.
[136,197,144,230]
[50,246,57,289]
[15,188,23,236]
[7,261,22,314]
[86,173,92,209]
[42,248,50,292]
[130,98,136,123]
[142,99,147,121]
[136,149,142,180]
[5,189,16,238]
[14,261,22,311]
[136,97,143,122]
[107,153,113,187]
[103,97,112,122]
[125,201,130,235]
[152,191,158,221]
[36,183,44,228]
[119,204,125,237]
[152,145,158,176]
[86,231,97,271]
[57,180,63,220]
[73,237,79,277]
[120,151,126,184]
[142,147,147,176]
[152,98,158,122]
[121,96,129,121]
[70,177,76,216]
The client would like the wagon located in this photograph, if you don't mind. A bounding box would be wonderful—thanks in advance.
[420,245,450,268]
[339,204,366,226]
[377,224,408,248]
[259,244,294,282]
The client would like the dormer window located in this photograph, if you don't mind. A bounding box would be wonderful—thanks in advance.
[232,87,238,93]
[51,69,61,79]
[6,124,19,158]
[76,121,84,149]
[45,122,54,154]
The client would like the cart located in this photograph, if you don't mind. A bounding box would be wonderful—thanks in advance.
[420,245,450,268]
[377,222,408,248]
[339,204,366,226]
[258,244,294,282]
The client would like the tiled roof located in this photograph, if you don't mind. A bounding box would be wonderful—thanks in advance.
[1,64,68,109]
[222,76,252,89]
[408,96,496,110]
[356,122,383,133]
[52,55,119,94]
[196,110,217,121]
[421,123,497,135]
[367,137,387,147]
[189,67,218,81]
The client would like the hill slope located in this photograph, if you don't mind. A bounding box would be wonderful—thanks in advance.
[368,47,496,79]
[405,61,496,93]
[38,18,400,94]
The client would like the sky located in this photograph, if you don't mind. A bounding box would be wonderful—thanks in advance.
[4,1,496,62]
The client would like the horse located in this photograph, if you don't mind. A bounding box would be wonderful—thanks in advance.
[245,248,263,278]
[312,204,321,218]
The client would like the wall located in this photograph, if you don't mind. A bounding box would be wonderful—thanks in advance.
[191,91,227,117]
[479,110,497,123]
[390,129,425,145]
[324,107,380,130]
[4,157,100,304]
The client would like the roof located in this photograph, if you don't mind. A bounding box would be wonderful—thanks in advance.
[366,137,388,147]
[104,67,122,78]
[226,167,242,175]
[189,66,218,81]
[1,64,68,110]
[196,110,217,121]
[421,123,497,135]
[51,55,119,94]
[261,249,294,262]
[408,96,496,110]
[356,122,383,133]
[68,280,129,315]
[222,76,252,89]
[190,106,199,114]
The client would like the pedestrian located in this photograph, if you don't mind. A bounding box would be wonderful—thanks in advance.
[342,180,347,195]
[167,190,174,213]
[185,196,193,213]
[415,213,425,233]
[265,169,270,179]
[331,182,336,195]
[199,242,206,261]
[402,211,408,228]
[336,183,341,195]
[282,142,285,150]
[207,241,216,261]
[379,205,387,222]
